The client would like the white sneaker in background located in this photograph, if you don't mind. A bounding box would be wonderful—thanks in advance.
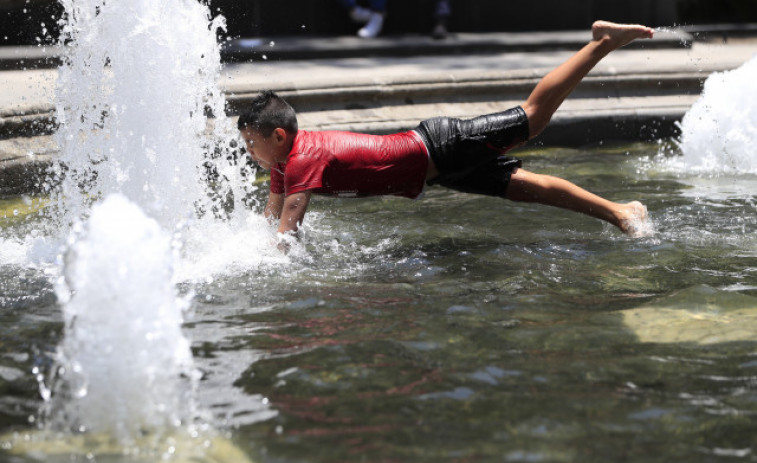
[358,12,384,38]
[350,6,372,23]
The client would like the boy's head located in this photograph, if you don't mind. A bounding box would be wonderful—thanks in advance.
[238,91,298,170]
[237,90,298,136]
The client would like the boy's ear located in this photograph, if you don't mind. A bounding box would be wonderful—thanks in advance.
[273,128,288,144]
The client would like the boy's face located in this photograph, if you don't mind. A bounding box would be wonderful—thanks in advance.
[240,127,288,171]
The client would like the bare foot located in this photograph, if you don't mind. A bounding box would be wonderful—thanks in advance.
[617,201,653,237]
[592,20,654,49]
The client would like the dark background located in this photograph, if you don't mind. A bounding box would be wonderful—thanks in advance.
[1,0,756,45]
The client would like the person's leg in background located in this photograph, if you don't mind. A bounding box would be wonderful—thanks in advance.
[359,0,387,38]
[338,0,387,38]
[432,0,451,39]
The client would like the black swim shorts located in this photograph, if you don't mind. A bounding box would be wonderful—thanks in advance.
[415,106,530,198]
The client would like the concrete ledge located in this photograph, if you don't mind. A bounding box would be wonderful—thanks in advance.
[0,94,695,198]
[0,108,56,138]
[0,45,62,71]
[0,65,709,140]
[0,135,55,196]
[683,23,757,41]
[539,106,687,146]
[0,68,709,197]
[225,69,705,114]
[291,95,696,140]
[221,29,692,63]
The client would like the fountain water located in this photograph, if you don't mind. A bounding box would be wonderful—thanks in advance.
[45,194,197,442]
[42,0,287,280]
[2,0,272,459]
[674,56,757,174]
[51,0,243,229]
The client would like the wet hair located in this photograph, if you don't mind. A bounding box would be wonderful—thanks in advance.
[237,90,298,136]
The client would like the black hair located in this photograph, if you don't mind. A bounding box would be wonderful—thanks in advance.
[237,90,298,136]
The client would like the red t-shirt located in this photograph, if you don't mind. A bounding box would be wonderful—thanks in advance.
[269,130,429,199]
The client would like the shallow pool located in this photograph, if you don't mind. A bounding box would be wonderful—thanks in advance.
[2,141,757,462]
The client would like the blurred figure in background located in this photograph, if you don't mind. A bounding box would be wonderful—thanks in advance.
[432,0,452,39]
[339,0,387,38]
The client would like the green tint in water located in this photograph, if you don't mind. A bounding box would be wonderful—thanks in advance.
[0,197,49,229]
[3,142,757,462]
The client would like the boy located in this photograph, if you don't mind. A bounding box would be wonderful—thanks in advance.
[238,21,653,249]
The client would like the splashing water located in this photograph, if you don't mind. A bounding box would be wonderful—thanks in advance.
[25,0,274,452]
[37,0,285,279]
[51,0,244,231]
[2,0,287,446]
[3,0,297,274]
[44,194,197,443]
[673,56,757,174]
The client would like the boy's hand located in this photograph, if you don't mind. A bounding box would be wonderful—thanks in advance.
[275,231,298,254]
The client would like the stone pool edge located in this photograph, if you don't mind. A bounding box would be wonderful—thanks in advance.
[0,67,710,198]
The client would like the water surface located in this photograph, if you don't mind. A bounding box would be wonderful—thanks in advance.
[2,142,757,462]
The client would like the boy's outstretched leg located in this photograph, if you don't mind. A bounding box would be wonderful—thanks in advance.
[522,21,654,138]
[505,21,653,236]
[506,168,650,236]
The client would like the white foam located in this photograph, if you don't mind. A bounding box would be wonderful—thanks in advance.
[672,56,757,175]
[176,213,288,282]
[0,237,28,266]
[45,194,197,442]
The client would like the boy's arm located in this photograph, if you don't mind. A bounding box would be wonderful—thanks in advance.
[264,193,285,221]
[276,191,312,251]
